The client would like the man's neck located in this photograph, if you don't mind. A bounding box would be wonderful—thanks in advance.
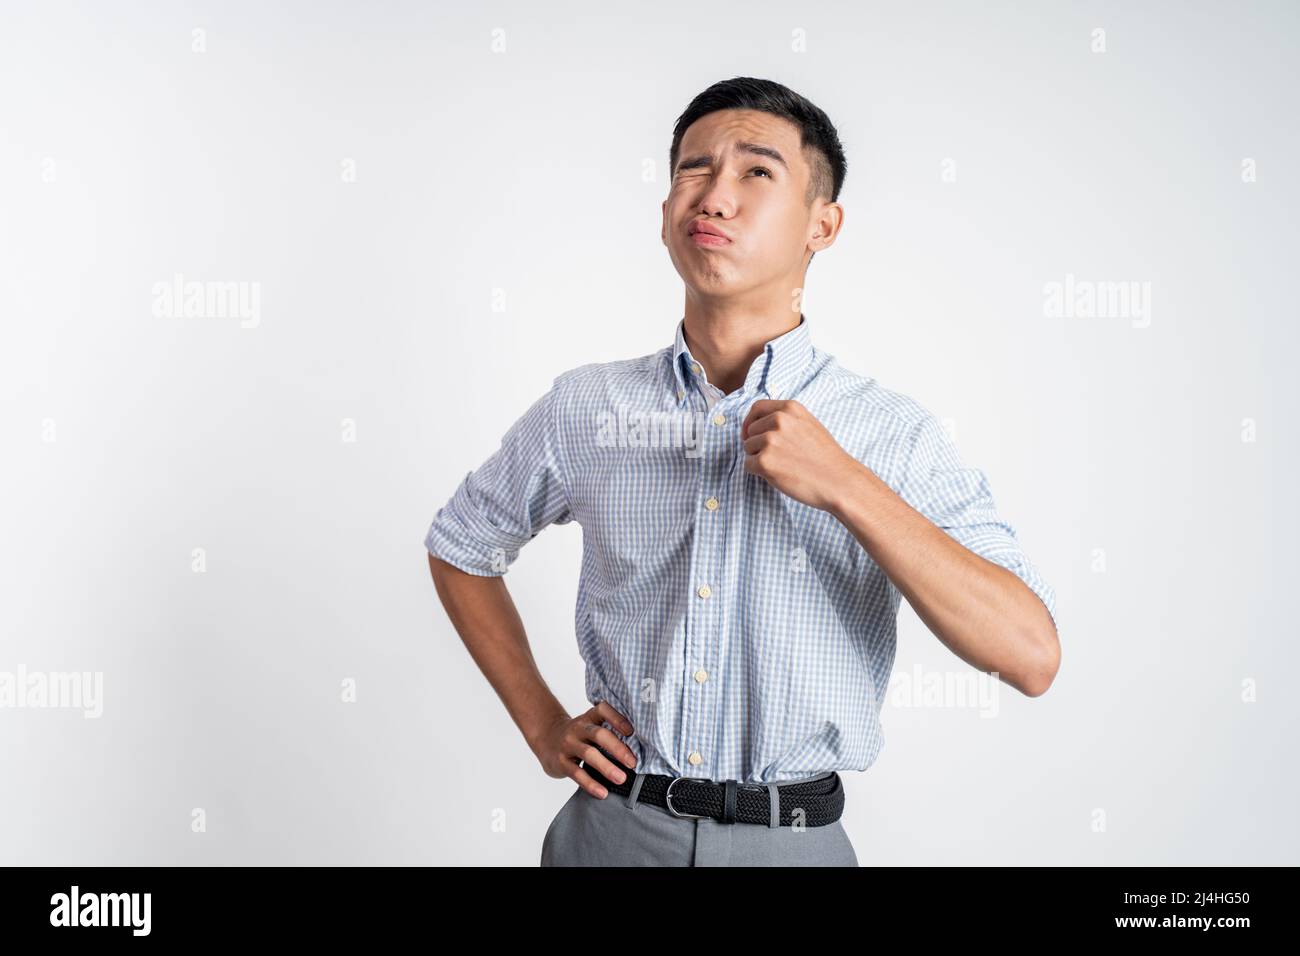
[681,303,801,395]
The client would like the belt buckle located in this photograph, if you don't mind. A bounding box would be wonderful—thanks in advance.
[664,776,712,820]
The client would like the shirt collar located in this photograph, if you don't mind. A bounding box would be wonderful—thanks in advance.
[671,314,814,405]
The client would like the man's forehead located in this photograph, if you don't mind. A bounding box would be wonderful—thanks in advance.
[679,109,801,153]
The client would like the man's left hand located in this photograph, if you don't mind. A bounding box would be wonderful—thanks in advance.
[740,399,864,512]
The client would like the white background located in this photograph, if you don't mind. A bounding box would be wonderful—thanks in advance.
[1,0,1296,865]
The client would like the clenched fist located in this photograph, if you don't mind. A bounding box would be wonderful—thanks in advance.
[740,399,864,512]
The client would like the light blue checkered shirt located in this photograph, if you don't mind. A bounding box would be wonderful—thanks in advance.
[425,315,1057,784]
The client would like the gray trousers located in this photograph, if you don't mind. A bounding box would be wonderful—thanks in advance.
[540,771,859,867]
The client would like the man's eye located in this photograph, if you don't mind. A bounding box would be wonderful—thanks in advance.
[751,167,773,178]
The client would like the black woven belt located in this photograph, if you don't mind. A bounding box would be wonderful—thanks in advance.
[579,749,845,827]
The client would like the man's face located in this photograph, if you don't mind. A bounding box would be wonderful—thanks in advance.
[662,108,830,298]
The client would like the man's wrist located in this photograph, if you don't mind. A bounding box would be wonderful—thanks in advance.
[823,454,873,518]
[523,707,568,754]
[826,454,899,540]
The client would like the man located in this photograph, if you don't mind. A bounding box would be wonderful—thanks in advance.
[424,76,1059,867]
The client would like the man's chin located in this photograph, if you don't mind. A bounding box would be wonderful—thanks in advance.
[668,246,745,290]
[685,256,741,285]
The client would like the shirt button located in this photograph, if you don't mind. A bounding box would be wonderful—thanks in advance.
[688,751,703,766]
[694,668,709,683]
[676,388,685,400]
[704,496,719,511]
[696,584,712,599]
[712,413,726,426]
[692,363,703,376]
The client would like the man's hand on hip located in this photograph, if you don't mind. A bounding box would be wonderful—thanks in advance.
[531,702,638,799]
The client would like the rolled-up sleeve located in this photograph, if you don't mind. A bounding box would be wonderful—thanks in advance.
[895,412,1057,630]
[423,383,573,576]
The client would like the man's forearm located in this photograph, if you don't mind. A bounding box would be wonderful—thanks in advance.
[426,554,568,751]
[827,460,1060,696]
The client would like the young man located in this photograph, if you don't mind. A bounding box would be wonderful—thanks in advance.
[424,77,1059,867]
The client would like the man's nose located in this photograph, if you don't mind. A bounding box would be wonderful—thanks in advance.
[695,179,735,218]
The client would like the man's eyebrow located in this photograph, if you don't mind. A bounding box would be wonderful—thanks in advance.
[675,142,790,173]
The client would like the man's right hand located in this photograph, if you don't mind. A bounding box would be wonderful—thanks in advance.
[532,703,638,799]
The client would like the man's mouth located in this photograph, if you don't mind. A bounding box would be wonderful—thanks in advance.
[688,220,733,244]
[690,232,731,247]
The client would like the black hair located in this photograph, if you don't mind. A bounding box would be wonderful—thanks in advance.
[669,76,847,208]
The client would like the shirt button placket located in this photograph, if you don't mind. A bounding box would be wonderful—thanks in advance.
[699,400,729,776]
[683,384,708,774]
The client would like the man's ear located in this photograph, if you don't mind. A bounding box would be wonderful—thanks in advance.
[810,201,845,253]
[660,200,667,246]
